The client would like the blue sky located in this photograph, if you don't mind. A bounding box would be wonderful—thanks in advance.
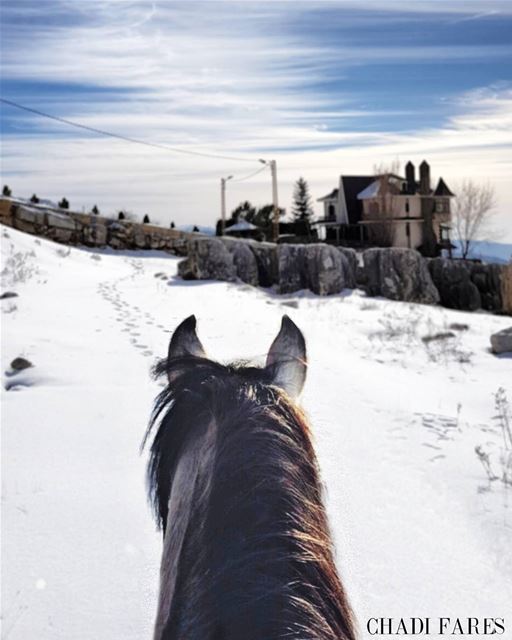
[1,0,511,237]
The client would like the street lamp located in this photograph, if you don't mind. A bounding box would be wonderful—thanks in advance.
[220,175,233,235]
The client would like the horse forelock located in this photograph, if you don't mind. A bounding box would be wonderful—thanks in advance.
[145,355,357,640]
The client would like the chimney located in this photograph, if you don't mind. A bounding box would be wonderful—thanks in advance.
[419,160,431,194]
[405,161,415,194]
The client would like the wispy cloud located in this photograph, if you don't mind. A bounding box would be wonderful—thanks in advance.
[1,1,511,237]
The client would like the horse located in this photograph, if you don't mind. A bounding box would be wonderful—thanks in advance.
[144,314,357,640]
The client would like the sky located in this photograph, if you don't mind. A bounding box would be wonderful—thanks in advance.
[1,0,511,239]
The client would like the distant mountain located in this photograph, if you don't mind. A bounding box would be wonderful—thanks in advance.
[452,240,512,265]
[176,224,215,236]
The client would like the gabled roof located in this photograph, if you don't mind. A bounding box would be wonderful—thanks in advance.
[317,188,338,202]
[434,177,455,197]
[341,176,375,224]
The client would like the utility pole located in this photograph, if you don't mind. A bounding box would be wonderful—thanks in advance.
[220,175,233,235]
[269,159,279,243]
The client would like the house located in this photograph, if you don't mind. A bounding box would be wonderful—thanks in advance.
[315,161,455,256]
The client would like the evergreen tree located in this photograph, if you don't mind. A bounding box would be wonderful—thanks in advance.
[192,225,199,232]
[230,201,256,224]
[2,185,12,197]
[254,204,285,228]
[30,194,40,204]
[118,211,125,220]
[92,205,99,215]
[170,221,175,229]
[58,197,69,209]
[291,177,314,221]
[143,214,150,224]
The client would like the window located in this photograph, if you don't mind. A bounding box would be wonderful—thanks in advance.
[328,204,336,220]
[405,199,410,214]
[436,201,444,213]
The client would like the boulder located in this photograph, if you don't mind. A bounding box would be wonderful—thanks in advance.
[470,263,504,313]
[428,258,481,311]
[222,240,259,286]
[501,264,512,316]
[277,244,308,294]
[183,238,236,281]
[10,357,33,371]
[82,222,108,246]
[47,211,76,231]
[337,247,358,289]
[248,242,278,287]
[17,206,46,227]
[364,248,440,304]
[490,327,512,354]
[134,227,150,249]
[303,244,347,295]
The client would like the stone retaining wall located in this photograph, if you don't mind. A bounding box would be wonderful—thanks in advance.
[1,197,510,315]
[0,199,195,255]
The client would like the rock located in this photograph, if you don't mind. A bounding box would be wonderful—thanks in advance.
[53,228,74,243]
[428,259,481,311]
[501,264,512,316]
[490,327,512,354]
[364,248,440,304]
[222,240,259,286]
[17,206,46,226]
[0,291,18,299]
[303,244,346,295]
[248,242,278,287]
[47,212,76,231]
[277,244,308,294]
[134,227,150,249]
[10,357,33,371]
[177,258,194,280]
[469,263,503,312]
[336,247,358,289]
[82,222,107,246]
[183,238,236,281]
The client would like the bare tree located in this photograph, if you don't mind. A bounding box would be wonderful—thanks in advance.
[452,180,497,260]
[366,161,401,247]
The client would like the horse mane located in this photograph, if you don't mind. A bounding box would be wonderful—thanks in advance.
[144,355,357,640]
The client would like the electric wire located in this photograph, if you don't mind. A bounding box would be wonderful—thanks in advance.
[230,163,269,183]
[0,98,259,164]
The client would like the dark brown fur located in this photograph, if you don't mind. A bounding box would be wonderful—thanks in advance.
[144,355,357,640]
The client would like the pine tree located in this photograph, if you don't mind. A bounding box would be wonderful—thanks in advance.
[2,185,12,197]
[170,221,175,229]
[118,211,125,220]
[143,214,150,224]
[58,197,69,209]
[92,205,99,215]
[30,194,40,204]
[231,201,256,224]
[292,177,314,221]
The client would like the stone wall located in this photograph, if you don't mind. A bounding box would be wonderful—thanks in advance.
[1,197,510,315]
[0,199,195,255]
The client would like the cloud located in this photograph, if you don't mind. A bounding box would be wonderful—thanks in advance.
[1,1,511,238]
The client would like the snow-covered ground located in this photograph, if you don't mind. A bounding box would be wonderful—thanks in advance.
[1,225,511,639]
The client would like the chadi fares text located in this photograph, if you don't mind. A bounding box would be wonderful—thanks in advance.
[366,617,505,635]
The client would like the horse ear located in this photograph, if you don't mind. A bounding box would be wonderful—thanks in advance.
[266,315,307,399]
[168,315,206,361]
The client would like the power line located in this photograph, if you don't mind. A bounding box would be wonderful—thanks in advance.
[231,163,269,183]
[0,97,259,164]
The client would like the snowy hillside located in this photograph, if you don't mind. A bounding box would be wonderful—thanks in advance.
[1,225,511,639]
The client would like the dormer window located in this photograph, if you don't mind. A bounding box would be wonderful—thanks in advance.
[436,201,444,213]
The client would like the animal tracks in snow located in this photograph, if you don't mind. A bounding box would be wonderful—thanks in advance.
[97,277,164,360]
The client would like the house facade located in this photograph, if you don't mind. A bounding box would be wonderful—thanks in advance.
[316,160,454,256]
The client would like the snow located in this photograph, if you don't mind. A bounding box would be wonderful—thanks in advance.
[225,220,258,232]
[1,225,511,639]
[357,180,381,199]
